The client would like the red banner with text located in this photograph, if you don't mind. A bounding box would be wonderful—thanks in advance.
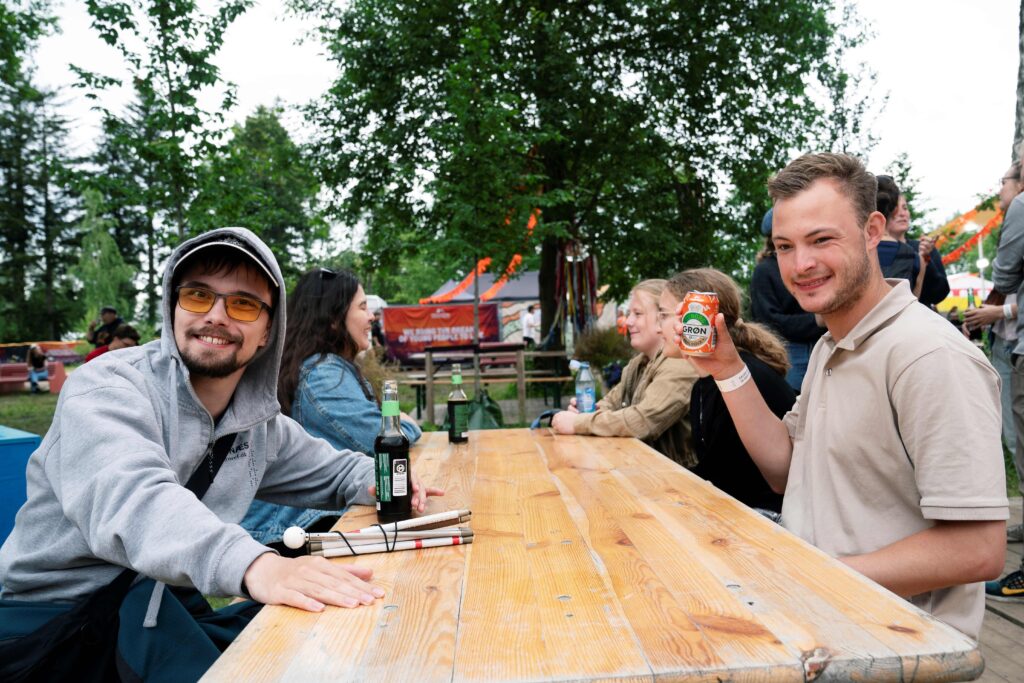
[382,304,500,362]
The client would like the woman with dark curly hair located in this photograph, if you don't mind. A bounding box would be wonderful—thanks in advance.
[241,268,421,545]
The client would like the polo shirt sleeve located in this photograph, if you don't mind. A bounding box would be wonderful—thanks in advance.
[891,347,1009,521]
[782,392,803,441]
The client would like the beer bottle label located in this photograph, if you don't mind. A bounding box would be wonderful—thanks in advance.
[393,459,408,496]
[454,403,469,436]
[376,453,392,502]
[382,399,400,417]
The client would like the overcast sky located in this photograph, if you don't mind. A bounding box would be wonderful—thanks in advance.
[31,0,1021,229]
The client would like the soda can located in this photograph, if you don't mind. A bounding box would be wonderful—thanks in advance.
[678,291,718,356]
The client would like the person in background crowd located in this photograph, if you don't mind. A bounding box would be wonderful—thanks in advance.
[84,323,142,362]
[520,304,539,347]
[661,268,794,513]
[875,175,925,297]
[26,344,48,394]
[988,159,1024,599]
[241,267,422,547]
[966,162,1022,544]
[881,179,950,306]
[750,209,826,391]
[85,306,124,348]
[370,309,386,351]
[682,152,1006,639]
[616,305,628,336]
[551,279,699,469]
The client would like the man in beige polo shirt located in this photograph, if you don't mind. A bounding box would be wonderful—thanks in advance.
[678,152,1007,639]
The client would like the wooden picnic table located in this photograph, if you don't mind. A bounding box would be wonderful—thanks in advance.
[202,429,983,682]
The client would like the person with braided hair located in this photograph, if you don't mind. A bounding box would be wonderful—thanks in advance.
[660,268,795,513]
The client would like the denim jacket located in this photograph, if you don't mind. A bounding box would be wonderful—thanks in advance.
[292,354,421,452]
[241,354,422,544]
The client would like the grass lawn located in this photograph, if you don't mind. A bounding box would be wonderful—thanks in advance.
[0,392,59,436]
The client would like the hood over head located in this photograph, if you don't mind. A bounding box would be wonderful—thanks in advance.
[160,227,287,427]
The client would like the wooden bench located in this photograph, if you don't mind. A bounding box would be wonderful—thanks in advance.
[402,372,574,422]
[0,362,67,394]
[408,344,573,424]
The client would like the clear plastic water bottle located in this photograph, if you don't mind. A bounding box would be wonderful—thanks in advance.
[575,361,596,413]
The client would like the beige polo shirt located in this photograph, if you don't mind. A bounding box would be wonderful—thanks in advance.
[781,279,1008,639]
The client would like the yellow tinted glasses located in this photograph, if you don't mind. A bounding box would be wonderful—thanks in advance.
[175,286,271,322]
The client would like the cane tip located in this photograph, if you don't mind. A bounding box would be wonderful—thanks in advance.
[282,526,306,549]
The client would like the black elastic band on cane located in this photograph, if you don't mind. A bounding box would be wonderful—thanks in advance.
[372,522,400,552]
[328,530,358,556]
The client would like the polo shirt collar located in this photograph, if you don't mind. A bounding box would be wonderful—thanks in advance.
[823,279,917,351]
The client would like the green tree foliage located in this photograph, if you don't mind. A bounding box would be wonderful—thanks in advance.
[294,0,861,336]
[76,0,253,240]
[0,1,54,87]
[71,191,136,330]
[0,3,83,341]
[189,105,328,280]
[86,102,160,324]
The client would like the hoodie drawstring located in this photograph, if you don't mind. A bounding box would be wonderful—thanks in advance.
[144,357,184,628]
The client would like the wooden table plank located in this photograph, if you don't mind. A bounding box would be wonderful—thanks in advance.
[535,431,803,682]
[203,429,983,683]
[586,436,983,681]
[453,429,651,682]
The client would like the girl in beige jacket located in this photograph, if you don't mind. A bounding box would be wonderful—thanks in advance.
[551,279,699,468]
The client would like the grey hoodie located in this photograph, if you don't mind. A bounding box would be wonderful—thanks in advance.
[0,227,374,602]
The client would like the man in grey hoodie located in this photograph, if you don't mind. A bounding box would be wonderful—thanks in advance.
[0,228,438,680]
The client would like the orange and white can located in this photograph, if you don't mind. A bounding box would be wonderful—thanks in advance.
[678,291,718,356]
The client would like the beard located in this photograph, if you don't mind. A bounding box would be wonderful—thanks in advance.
[818,247,873,316]
[179,326,253,379]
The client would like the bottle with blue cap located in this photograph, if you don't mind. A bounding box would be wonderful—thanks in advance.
[574,361,597,413]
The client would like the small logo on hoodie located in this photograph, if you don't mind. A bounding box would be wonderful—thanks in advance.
[227,440,251,461]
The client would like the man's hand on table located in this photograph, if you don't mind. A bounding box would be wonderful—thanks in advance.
[368,474,444,514]
[243,553,383,612]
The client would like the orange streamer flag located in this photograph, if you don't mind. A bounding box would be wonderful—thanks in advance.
[420,258,492,304]
[936,208,1003,266]
[419,207,541,304]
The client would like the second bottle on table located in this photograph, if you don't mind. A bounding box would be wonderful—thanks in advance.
[447,363,469,443]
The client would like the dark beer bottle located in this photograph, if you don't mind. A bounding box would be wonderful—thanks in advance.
[374,379,412,523]
[447,363,469,444]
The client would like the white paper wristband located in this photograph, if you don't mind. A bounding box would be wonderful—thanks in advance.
[715,364,752,393]
[1005,303,1014,320]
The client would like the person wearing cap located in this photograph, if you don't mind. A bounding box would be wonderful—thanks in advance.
[0,228,442,681]
[85,305,125,348]
[749,208,826,391]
